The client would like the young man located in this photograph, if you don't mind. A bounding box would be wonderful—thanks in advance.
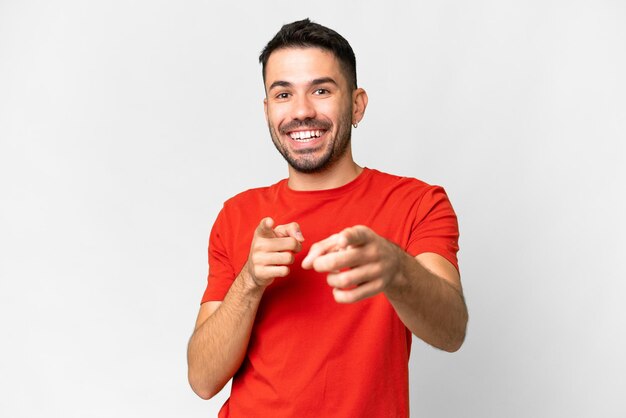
[187,19,468,417]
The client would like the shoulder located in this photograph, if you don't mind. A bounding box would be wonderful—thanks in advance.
[222,179,286,211]
[211,179,286,238]
[366,168,442,197]
[365,169,455,219]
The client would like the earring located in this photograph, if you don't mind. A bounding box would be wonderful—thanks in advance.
[352,122,358,128]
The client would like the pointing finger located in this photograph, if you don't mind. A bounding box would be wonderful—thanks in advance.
[311,246,362,273]
[302,233,345,269]
[255,217,276,238]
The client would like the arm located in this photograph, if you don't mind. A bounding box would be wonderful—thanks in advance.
[302,226,467,352]
[187,218,304,399]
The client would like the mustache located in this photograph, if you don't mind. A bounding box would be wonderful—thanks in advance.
[279,119,332,134]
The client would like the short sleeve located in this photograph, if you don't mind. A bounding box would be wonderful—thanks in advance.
[406,186,460,272]
[201,208,236,304]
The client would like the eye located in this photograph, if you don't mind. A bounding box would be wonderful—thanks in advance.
[275,92,291,100]
[313,88,329,95]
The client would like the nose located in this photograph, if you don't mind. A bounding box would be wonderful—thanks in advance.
[291,94,316,121]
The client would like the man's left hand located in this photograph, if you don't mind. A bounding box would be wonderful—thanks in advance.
[301,226,403,303]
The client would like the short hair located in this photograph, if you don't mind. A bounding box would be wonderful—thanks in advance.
[259,18,357,90]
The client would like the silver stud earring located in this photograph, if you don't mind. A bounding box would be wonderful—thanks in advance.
[352,122,358,128]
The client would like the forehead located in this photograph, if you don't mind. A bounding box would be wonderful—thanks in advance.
[264,47,345,88]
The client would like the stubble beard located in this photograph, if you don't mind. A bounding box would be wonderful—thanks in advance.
[268,110,353,174]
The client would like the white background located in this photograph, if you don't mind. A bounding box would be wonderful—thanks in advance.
[1,1,624,417]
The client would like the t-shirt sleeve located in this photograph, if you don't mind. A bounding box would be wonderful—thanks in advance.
[406,186,460,272]
[200,207,236,304]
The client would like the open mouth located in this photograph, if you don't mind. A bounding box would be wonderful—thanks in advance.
[288,130,326,142]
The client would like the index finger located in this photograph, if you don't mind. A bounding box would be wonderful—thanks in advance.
[255,217,276,239]
[301,233,345,269]
[301,226,374,270]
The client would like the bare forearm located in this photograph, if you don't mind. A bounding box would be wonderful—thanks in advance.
[188,218,303,399]
[302,226,467,351]
[386,251,468,352]
[187,271,264,399]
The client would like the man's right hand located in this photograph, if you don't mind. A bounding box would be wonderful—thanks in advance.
[244,217,305,289]
[188,217,305,399]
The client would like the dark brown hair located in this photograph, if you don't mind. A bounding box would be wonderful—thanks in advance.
[259,18,357,90]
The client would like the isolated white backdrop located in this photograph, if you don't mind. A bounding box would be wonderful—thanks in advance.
[1,1,624,417]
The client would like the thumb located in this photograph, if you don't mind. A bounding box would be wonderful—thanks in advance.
[274,222,305,242]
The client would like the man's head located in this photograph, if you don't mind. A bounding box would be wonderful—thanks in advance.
[260,19,367,175]
[259,18,357,92]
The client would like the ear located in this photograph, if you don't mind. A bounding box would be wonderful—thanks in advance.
[263,97,268,122]
[351,88,368,125]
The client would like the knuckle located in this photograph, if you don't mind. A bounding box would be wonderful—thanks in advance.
[326,274,335,286]
[368,245,380,260]
[312,258,323,272]
[339,277,351,289]
[318,257,330,271]
[280,252,293,265]
[253,266,263,278]
[340,291,355,304]
[371,263,383,277]
[337,272,352,288]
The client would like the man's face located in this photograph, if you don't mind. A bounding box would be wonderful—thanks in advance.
[263,47,354,174]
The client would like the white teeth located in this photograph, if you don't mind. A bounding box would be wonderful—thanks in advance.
[289,130,324,142]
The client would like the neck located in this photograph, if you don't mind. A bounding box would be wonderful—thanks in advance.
[287,152,363,191]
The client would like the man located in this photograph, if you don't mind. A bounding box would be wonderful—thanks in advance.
[187,19,468,417]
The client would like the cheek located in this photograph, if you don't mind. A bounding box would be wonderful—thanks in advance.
[316,101,337,116]
[267,105,289,127]
[318,99,350,122]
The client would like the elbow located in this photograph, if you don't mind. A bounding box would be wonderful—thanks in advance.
[417,325,467,353]
[442,333,465,353]
[188,372,226,400]
[443,312,468,353]
[191,384,216,401]
[189,380,221,401]
[410,313,468,352]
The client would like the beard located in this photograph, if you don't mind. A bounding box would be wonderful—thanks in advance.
[267,109,353,174]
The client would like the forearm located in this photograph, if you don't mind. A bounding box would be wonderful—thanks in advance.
[385,250,468,352]
[187,270,264,399]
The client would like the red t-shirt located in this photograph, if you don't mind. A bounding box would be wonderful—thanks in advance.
[202,168,459,417]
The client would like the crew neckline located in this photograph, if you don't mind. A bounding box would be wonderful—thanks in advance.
[279,167,372,200]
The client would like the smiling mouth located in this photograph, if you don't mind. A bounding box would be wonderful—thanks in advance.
[288,130,326,142]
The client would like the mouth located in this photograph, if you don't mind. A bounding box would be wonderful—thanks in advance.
[287,129,327,143]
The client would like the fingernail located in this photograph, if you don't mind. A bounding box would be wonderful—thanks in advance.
[296,231,304,241]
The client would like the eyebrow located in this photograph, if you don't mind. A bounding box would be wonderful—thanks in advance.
[268,77,339,92]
